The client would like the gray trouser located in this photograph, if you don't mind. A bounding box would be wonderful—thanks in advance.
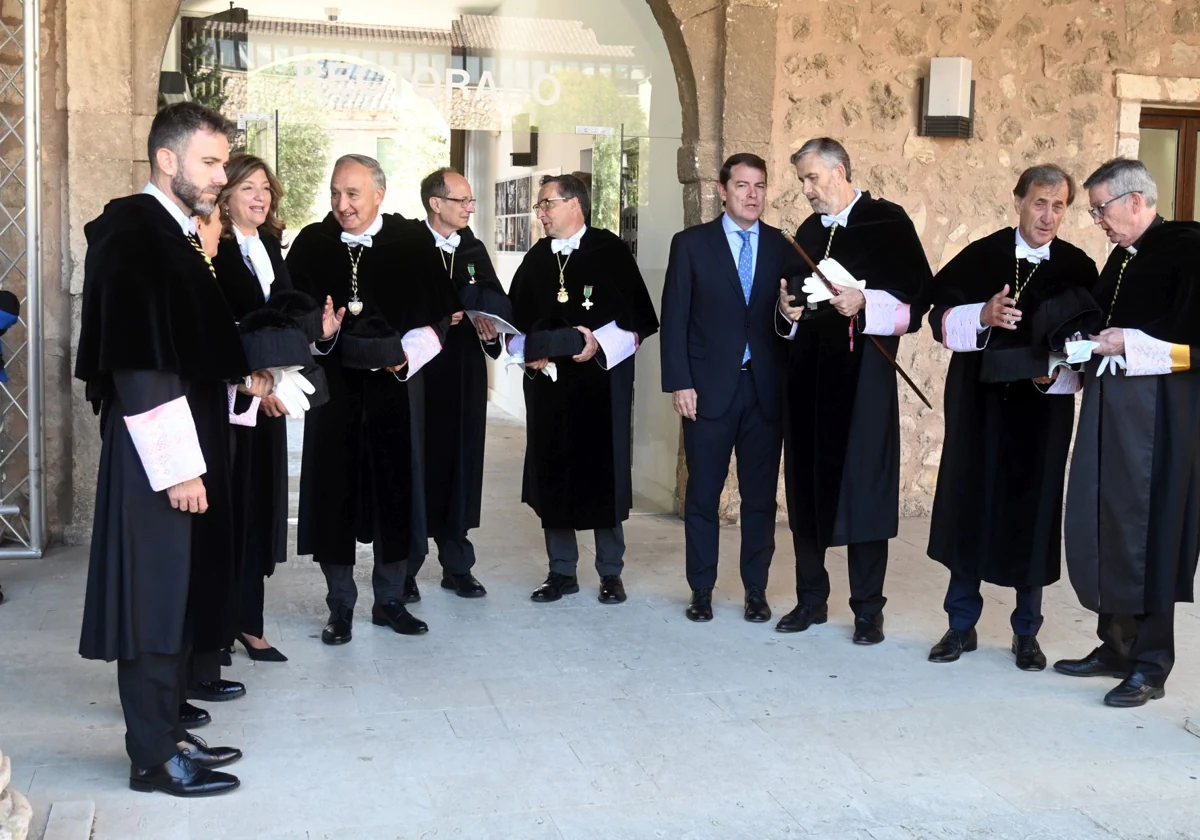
[409,534,476,576]
[545,525,625,577]
[321,558,407,613]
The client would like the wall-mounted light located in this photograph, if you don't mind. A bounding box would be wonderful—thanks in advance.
[918,57,974,139]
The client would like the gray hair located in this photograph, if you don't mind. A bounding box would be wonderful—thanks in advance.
[334,153,387,190]
[789,137,852,182]
[1083,157,1157,208]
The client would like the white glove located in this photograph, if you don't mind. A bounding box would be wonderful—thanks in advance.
[1097,354,1127,376]
[270,366,315,418]
[803,257,865,304]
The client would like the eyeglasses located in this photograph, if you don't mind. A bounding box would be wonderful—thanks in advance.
[533,197,571,213]
[438,196,476,207]
[1088,191,1138,220]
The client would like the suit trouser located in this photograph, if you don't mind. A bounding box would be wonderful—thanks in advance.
[545,526,625,577]
[944,573,1044,636]
[238,568,267,639]
[117,651,189,767]
[409,535,476,577]
[683,369,781,592]
[1095,609,1175,686]
[794,536,888,617]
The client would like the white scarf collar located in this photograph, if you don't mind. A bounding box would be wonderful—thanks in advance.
[425,219,461,253]
[1014,229,1051,263]
[341,212,384,247]
[233,225,275,299]
[551,224,587,254]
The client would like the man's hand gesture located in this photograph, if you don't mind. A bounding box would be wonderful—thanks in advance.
[981,284,1021,330]
[778,278,805,321]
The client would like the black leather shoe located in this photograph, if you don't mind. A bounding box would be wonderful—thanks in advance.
[598,575,627,604]
[775,603,828,633]
[129,753,239,797]
[177,733,242,769]
[441,572,487,598]
[1052,647,1128,678]
[853,613,885,645]
[1012,634,1047,671]
[928,627,978,663]
[530,572,579,603]
[178,702,210,730]
[685,588,713,622]
[1104,672,1166,707]
[321,606,353,645]
[187,680,246,703]
[401,575,421,604]
[371,599,429,635]
[744,589,771,623]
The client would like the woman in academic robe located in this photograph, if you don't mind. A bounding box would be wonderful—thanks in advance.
[208,154,293,662]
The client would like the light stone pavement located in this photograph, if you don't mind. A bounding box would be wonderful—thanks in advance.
[4,407,1200,839]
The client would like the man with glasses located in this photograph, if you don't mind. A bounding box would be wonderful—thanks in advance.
[407,167,512,600]
[508,174,659,604]
[1055,157,1200,707]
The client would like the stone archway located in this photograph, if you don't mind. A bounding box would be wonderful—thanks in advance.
[62,0,781,535]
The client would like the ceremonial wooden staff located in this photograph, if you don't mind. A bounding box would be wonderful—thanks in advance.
[781,230,933,410]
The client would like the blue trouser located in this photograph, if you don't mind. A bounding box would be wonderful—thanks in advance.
[944,573,1044,636]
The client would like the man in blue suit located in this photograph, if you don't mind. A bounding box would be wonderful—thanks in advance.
[660,153,802,622]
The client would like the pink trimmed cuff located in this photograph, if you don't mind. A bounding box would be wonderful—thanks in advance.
[942,302,988,352]
[861,289,910,337]
[1043,369,1082,395]
[227,384,260,427]
[124,396,207,492]
[398,325,443,379]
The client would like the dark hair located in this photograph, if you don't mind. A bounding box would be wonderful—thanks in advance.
[540,173,590,219]
[1083,157,1158,207]
[420,167,459,213]
[789,138,852,181]
[1014,164,1076,206]
[719,153,768,186]
[147,102,234,170]
[217,153,286,239]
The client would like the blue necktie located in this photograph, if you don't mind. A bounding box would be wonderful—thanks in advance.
[737,230,753,364]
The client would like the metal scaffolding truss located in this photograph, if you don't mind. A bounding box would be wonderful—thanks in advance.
[0,0,43,558]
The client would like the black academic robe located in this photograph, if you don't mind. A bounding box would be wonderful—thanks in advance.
[509,227,659,530]
[1065,219,1200,614]
[782,193,931,548]
[76,194,248,661]
[926,228,1098,587]
[415,223,511,541]
[287,213,459,564]
[211,232,292,582]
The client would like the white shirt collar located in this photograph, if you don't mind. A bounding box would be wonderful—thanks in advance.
[722,214,760,237]
[341,212,384,247]
[425,219,461,253]
[142,182,196,237]
[820,189,863,228]
[1015,228,1051,263]
[551,224,587,255]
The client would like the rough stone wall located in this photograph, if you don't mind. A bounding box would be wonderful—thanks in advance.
[764,0,1200,516]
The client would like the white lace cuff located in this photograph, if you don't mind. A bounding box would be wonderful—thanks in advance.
[227,384,259,427]
[1124,329,1176,376]
[861,289,910,336]
[592,321,639,370]
[397,326,442,379]
[124,396,207,492]
[941,303,988,352]
[1042,369,1082,395]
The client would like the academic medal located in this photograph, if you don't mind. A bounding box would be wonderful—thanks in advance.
[468,263,476,284]
[582,285,594,310]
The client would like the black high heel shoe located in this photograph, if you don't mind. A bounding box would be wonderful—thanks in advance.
[236,632,288,662]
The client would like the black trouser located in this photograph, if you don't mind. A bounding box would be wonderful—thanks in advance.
[408,534,476,577]
[320,552,408,614]
[238,568,267,639]
[1095,609,1175,687]
[545,526,625,577]
[793,536,888,617]
[117,651,188,768]
[186,649,222,689]
[682,369,781,592]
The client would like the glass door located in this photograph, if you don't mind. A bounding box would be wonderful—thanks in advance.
[1139,109,1200,220]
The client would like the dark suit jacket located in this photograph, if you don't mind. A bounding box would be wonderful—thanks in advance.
[660,216,800,421]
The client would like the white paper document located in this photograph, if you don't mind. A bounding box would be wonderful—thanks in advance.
[465,310,522,336]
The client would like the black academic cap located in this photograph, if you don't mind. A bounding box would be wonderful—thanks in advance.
[238,308,313,371]
[1032,286,1102,351]
[341,316,407,370]
[525,327,585,361]
[264,289,324,343]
